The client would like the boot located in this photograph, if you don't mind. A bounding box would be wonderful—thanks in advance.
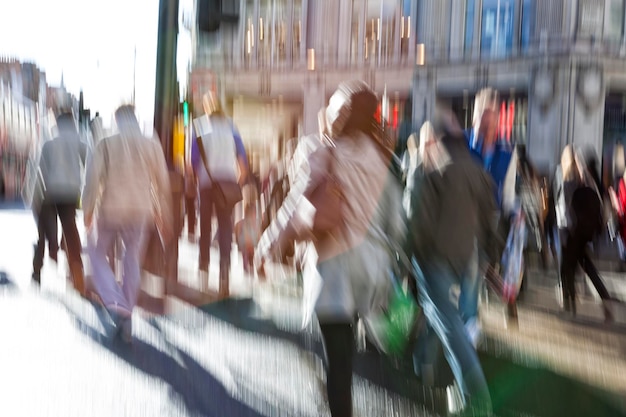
[602,300,614,324]
[69,261,86,297]
[219,268,230,298]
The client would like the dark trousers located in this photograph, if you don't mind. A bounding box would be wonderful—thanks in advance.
[33,202,59,275]
[199,187,234,281]
[185,196,196,236]
[560,231,610,308]
[57,203,85,291]
[319,323,354,417]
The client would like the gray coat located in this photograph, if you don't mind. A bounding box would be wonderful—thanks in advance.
[39,117,88,204]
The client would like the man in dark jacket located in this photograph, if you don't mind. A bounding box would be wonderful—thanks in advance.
[36,112,88,296]
[410,106,497,415]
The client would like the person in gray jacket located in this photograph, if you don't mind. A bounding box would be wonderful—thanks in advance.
[409,105,497,416]
[35,112,88,295]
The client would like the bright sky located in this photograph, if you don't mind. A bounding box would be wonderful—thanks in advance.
[0,0,192,132]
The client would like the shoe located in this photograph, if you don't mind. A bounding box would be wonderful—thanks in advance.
[602,300,614,324]
[108,310,133,344]
[32,272,41,285]
[119,317,133,344]
[464,318,481,349]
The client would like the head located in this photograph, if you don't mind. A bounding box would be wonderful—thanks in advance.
[516,143,527,162]
[325,80,378,138]
[432,101,463,139]
[561,145,583,182]
[202,91,223,116]
[55,112,78,135]
[478,108,498,150]
[472,88,499,128]
[114,105,143,138]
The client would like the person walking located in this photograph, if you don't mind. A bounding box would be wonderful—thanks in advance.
[82,105,172,343]
[409,104,498,416]
[191,92,248,296]
[256,81,406,417]
[36,111,88,295]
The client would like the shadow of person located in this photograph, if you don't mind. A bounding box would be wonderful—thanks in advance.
[66,305,268,417]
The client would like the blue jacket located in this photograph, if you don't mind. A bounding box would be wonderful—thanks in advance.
[464,129,513,208]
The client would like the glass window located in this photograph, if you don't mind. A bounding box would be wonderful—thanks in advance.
[244,0,255,68]
[605,0,624,42]
[400,0,412,60]
[481,0,515,58]
[293,0,303,65]
[520,0,533,51]
[351,0,365,65]
[465,0,476,55]
[258,0,272,68]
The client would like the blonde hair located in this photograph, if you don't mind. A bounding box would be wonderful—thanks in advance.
[561,145,585,182]
[418,121,436,159]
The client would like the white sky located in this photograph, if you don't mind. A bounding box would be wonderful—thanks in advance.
[0,0,193,131]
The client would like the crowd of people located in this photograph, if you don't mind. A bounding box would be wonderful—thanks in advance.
[23,82,625,417]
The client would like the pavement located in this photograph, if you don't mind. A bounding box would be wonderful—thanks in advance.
[1,203,626,416]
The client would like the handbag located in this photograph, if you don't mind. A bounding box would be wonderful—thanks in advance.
[196,136,243,208]
[307,144,345,235]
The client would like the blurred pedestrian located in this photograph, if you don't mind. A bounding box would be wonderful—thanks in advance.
[191,92,248,296]
[409,103,497,416]
[556,146,614,320]
[184,162,198,241]
[82,105,172,343]
[36,112,88,295]
[256,81,405,417]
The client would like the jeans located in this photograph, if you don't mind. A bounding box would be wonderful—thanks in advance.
[459,242,481,324]
[88,221,146,315]
[199,186,234,279]
[412,258,491,409]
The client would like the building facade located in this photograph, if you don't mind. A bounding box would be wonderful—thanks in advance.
[191,0,626,174]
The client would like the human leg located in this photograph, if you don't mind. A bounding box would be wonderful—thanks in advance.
[319,322,354,417]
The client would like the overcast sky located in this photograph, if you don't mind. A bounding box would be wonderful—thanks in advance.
[0,0,192,131]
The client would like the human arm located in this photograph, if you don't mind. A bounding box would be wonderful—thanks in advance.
[81,140,106,229]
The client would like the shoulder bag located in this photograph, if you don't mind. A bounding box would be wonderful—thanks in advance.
[196,136,243,209]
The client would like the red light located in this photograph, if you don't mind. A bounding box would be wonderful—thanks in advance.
[392,104,398,129]
[506,101,515,142]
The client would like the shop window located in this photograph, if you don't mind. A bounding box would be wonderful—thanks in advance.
[481,0,515,58]
[465,0,476,55]
[520,0,534,51]
[605,0,625,43]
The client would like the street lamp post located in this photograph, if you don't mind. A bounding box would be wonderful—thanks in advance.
[154,0,180,167]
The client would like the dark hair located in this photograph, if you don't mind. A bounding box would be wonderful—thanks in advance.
[342,91,379,136]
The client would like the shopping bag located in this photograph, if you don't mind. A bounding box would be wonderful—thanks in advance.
[501,210,527,302]
[364,269,420,357]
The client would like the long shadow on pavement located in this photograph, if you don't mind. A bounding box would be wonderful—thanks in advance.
[61,298,267,417]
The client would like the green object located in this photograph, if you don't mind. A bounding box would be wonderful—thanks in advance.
[385,287,419,356]
[365,283,420,357]
[183,101,189,126]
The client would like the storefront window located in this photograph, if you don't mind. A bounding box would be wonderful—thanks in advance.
[258,0,272,68]
[400,0,412,61]
[520,0,534,51]
[351,0,365,65]
[465,0,476,55]
[244,0,256,68]
[365,0,401,66]
[293,0,302,66]
[481,0,515,58]
[605,0,625,43]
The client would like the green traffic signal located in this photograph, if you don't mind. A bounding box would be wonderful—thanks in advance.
[183,101,189,126]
